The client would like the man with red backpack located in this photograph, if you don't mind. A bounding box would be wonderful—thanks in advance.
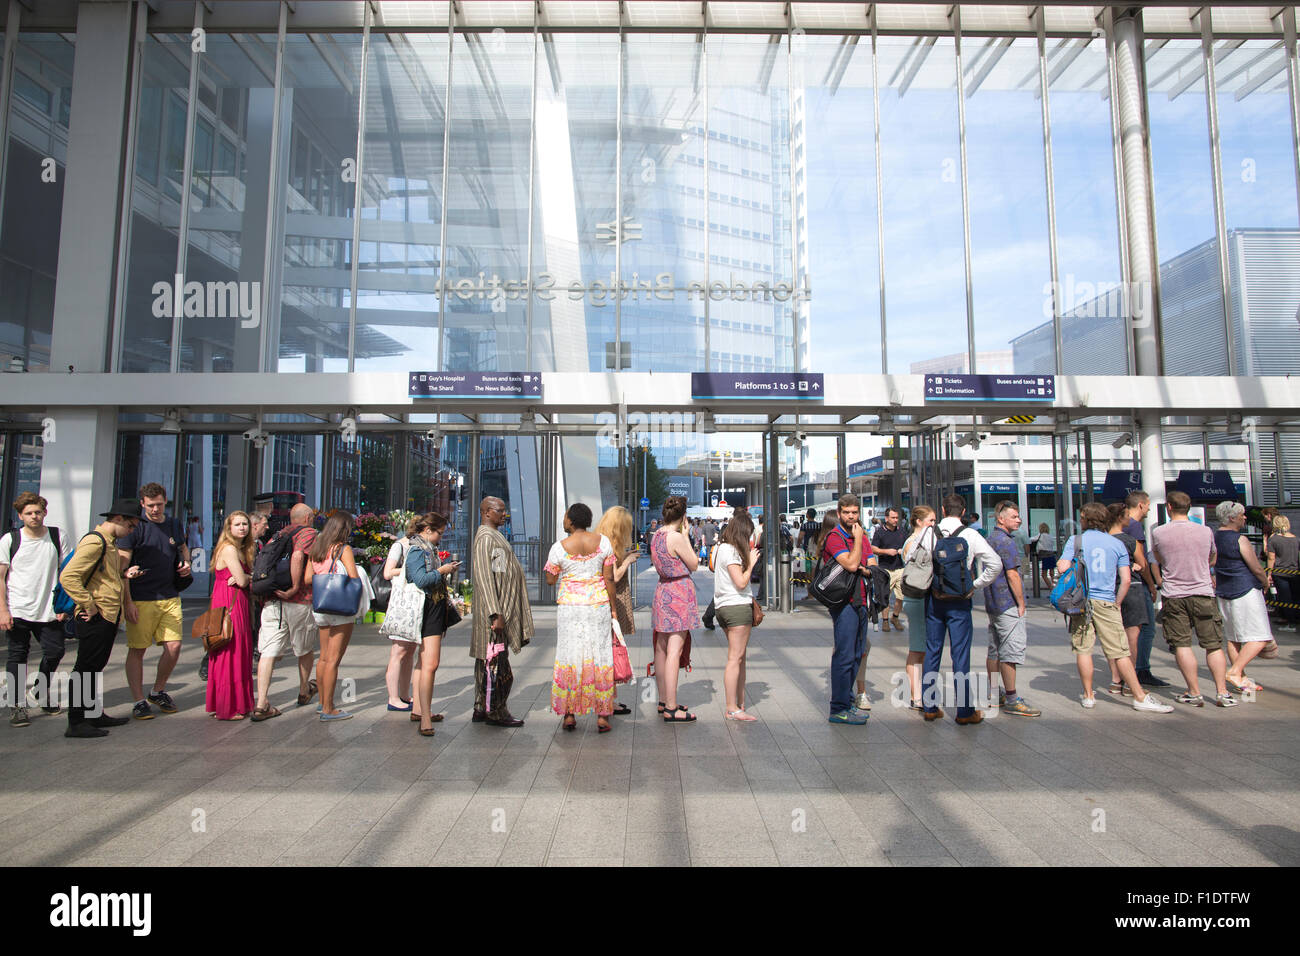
[921,494,1002,725]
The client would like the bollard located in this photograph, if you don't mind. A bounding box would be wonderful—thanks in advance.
[779,551,791,614]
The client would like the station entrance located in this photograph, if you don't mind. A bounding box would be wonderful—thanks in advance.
[75,369,1300,612]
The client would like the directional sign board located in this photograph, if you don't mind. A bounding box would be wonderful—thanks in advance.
[640,497,650,510]
[924,374,1055,403]
[847,456,884,478]
[691,372,824,400]
[409,372,542,399]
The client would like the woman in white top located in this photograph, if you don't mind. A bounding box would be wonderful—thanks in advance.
[713,511,761,721]
[1034,523,1057,590]
[381,515,421,712]
[899,506,936,710]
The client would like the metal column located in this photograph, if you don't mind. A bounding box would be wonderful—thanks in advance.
[1113,10,1168,516]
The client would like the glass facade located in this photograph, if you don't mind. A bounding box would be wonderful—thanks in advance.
[0,2,1298,531]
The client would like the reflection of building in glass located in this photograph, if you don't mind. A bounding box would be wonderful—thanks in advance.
[1012,229,1300,500]
[909,351,1013,376]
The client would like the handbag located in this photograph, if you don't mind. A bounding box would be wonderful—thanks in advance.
[191,604,231,653]
[750,598,764,628]
[369,562,392,612]
[611,619,633,684]
[379,559,424,640]
[312,551,363,617]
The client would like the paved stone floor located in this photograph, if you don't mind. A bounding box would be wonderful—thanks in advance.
[2,572,1298,866]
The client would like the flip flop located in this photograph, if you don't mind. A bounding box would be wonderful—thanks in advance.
[251,705,282,722]
[612,703,632,715]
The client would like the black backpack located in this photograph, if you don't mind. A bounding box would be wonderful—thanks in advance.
[7,526,62,562]
[250,527,297,598]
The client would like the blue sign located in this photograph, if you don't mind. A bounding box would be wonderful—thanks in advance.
[639,497,650,510]
[847,456,884,478]
[410,371,542,399]
[1100,469,1143,502]
[981,483,1017,495]
[691,372,824,400]
[1173,470,1239,502]
[924,374,1055,402]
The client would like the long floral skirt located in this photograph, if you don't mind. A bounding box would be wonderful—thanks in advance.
[551,601,615,716]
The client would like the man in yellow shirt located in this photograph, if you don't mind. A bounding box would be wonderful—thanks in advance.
[58,498,143,739]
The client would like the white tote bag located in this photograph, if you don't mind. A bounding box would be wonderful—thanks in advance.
[378,544,423,641]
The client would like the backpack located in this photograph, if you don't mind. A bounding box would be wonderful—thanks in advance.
[250,527,298,598]
[1050,534,1090,617]
[707,543,719,573]
[900,528,934,599]
[51,531,107,616]
[930,528,974,601]
[7,526,63,561]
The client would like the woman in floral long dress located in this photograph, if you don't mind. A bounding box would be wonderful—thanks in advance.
[207,511,256,721]
[545,503,619,733]
[651,495,701,722]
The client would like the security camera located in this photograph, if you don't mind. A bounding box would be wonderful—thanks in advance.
[1112,432,1133,449]
[425,428,443,443]
[243,427,268,450]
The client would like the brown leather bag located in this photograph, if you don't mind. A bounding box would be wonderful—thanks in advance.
[191,605,232,653]
[751,598,764,628]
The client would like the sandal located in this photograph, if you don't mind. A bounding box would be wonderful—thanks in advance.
[562,715,577,732]
[612,703,631,715]
[297,679,318,707]
[250,705,282,722]
[657,700,667,714]
[726,709,758,721]
[418,726,436,737]
[410,713,446,722]
[663,706,696,723]
[597,718,612,733]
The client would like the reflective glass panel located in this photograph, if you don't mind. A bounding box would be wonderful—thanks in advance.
[354,32,448,372]
[274,33,363,372]
[118,34,190,372]
[531,30,617,373]
[1212,37,1300,377]
[620,33,707,372]
[0,33,75,372]
[180,34,276,372]
[707,34,794,375]
[1146,38,1228,376]
[794,32,881,374]
[1045,35,1127,376]
[877,35,967,374]
[441,30,533,371]
[965,36,1053,374]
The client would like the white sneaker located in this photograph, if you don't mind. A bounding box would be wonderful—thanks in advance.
[1133,694,1174,714]
[1079,695,1096,709]
[854,693,872,711]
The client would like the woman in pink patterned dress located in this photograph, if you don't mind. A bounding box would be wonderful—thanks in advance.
[545,503,619,733]
[206,511,256,721]
[651,496,701,722]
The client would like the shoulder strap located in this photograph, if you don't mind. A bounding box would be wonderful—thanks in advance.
[49,527,61,556]
[6,527,18,559]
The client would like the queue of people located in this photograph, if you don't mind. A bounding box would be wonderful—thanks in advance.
[2,483,1288,740]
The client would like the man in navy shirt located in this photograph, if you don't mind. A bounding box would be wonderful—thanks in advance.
[118,483,191,719]
[1122,490,1169,687]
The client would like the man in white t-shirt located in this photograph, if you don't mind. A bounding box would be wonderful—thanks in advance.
[0,492,71,727]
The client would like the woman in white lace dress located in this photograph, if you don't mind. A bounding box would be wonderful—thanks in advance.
[544,503,618,733]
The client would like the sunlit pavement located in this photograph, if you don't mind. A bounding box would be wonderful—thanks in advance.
[2,582,1297,867]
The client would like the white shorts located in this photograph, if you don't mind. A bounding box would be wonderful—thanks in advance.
[259,601,318,658]
[1219,590,1272,643]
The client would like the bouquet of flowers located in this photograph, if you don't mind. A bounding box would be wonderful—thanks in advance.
[352,512,394,565]
[451,578,472,617]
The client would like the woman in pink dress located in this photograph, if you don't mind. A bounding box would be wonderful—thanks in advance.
[206,511,256,721]
[650,496,701,722]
